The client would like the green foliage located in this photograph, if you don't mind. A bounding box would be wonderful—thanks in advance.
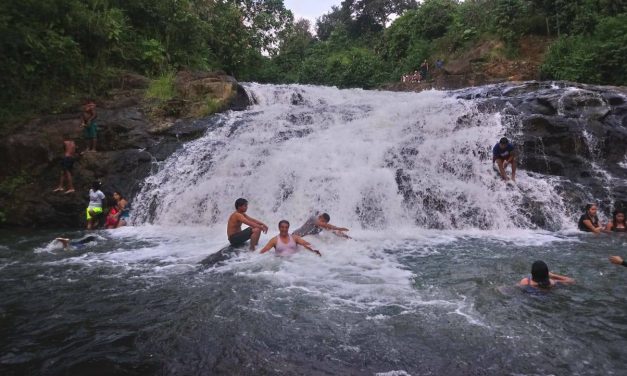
[541,14,627,85]
[145,73,176,101]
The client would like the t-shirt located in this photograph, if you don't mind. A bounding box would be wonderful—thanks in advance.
[88,189,105,208]
[292,214,322,237]
[493,143,514,159]
[578,214,599,232]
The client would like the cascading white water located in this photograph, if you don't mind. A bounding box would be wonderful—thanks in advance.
[132,84,571,233]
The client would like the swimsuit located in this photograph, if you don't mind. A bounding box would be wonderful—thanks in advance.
[61,156,75,171]
[83,120,98,139]
[578,214,599,232]
[275,235,298,256]
[86,189,105,220]
[611,225,626,232]
[228,227,253,246]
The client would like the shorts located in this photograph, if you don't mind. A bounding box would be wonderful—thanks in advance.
[83,121,98,139]
[86,206,103,221]
[61,156,75,172]
[228,227,253,246]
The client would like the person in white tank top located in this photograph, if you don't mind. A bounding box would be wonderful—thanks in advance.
[260,220,321,257]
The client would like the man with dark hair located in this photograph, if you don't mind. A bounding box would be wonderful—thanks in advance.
[492,137,517,182]
[226,198,268,250]
[292,212,350,239]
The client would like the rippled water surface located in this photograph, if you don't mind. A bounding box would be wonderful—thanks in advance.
[1,228,626,376]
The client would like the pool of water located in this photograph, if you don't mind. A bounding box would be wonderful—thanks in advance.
[1,227,626,375]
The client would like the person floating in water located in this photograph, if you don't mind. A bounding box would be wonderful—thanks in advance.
[292,212,351,239]
[518,260,575,290]
[578,203,603,234]
[227,198,268,250]
[54,235,98,250]
[260,220,321,257]
[86,181,105,230]
[53,134,76,194]
[492,137,516,182]
[80,100,98,152]
[604,209,626,232]
[609,256,627,267]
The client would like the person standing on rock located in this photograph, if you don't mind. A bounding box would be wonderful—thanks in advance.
[420,60,429,81]
[80,100,98,152]
[227,198,268,250]
[492,137,517,182]
[86,181,105,230]
[53,134,76,194]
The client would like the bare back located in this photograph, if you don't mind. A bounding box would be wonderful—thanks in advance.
[64,140,76,157]
[227,212,244,237]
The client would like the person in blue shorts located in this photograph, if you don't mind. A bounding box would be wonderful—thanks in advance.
[493,137,517,182]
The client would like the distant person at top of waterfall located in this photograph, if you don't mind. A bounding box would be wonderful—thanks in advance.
[604,209,626,232]
[578,203,603,234]
[260,220,321,257]
[492,137,517,182]
[609,256,627,267]
[518,260,575,290]
[292,212,351,239]
[227,198,268,250]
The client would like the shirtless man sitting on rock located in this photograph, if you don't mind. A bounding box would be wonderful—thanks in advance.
[227,198,268,250]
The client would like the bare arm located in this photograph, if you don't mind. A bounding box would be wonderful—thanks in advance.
[315,220,348,232]
[549,272,575,284]
[259,237,277,254]
[582,219,601,234]
[609,256,627,266]
[242,213,268,232]
[294,235,321,256]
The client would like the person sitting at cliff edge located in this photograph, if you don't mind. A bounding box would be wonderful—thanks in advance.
[578,203,603,234]
[292,212,351,239]
[492,137,517,182]
[227,198,268,251]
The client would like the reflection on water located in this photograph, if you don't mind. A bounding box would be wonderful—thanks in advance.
[1,228,626,375]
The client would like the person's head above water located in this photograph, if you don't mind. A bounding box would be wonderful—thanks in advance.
[234,198,248,212]
[318,213,331,224]
[584,203,598,217]
[612,209,625,225]
[113,191,125,201]
[531,260,551,289]
[278,220,290,235]
[91,181,101,191]
[498,137,509,148]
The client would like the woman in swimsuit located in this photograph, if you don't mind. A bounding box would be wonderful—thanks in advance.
[578,203,603,233]
[260,220,321,257]
[604,209,626,233]
[113,191,130,228]
[518,260,575,290]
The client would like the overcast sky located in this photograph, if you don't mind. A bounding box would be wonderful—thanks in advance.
[283,0,342,27]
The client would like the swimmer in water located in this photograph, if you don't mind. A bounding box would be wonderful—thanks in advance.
[292,212,350,239]
[518,260,575,290]
[604,209,626,233]
[260,220,321,256]
[578,203,603,234]
[54,235,98,250]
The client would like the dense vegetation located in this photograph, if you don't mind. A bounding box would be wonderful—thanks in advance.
[1,0,626,122]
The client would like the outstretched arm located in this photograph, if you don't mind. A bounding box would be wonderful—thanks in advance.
[259,237,277,254]
[549,272,575,284]
[315,220,349,232]
[294,235,321,256]
[609,256,627,267]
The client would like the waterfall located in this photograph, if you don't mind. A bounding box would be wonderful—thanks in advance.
[132,84,573,231]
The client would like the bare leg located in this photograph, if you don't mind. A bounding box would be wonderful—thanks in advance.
[510,158,517,181]
[496,159,508,180]
[250,227,261,251]
[66,171,74,191]
[55,173,65,191]
[92,138,97,152]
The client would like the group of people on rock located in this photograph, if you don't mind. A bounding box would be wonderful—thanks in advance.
[226,198,350,256]
[86,181,130,230]
[401,60,431,83]
[53,100,100,195]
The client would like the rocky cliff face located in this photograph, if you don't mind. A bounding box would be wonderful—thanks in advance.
[0,71,250,227]
[457,81,627,222]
